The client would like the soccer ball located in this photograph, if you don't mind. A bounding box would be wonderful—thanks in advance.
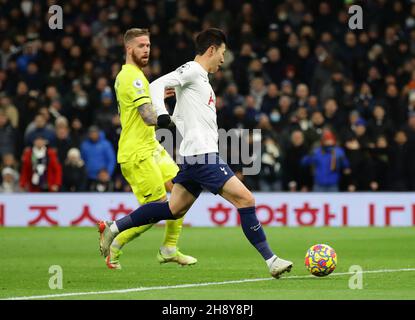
[305,244,337,277]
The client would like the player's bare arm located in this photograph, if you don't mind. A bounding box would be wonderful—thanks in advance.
[138,102,157,126]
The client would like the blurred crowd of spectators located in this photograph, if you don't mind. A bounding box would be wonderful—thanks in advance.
[1,0,415,193]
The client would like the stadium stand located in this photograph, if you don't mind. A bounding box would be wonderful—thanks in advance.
[1,0,415,192]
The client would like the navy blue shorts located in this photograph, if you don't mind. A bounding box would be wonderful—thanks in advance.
[172,153,235,198]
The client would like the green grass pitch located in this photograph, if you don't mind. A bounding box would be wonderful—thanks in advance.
[1,227,414,300]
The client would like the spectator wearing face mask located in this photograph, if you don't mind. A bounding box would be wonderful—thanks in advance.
[268,95,293,133]
[63,79,90,126]
[301,130,350,192]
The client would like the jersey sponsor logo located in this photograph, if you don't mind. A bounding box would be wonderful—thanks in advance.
[133,78,143,89]
[220,167,228,175]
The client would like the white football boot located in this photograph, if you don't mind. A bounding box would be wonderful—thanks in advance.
[269,257,293,279]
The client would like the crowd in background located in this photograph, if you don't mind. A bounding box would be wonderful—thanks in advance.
[1,0,415,193]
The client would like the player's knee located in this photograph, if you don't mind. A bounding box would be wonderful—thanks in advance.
[168,202,187,219]
[239,192,255,208]
[170,209,186,219]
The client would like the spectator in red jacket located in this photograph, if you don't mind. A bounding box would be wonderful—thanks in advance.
[20,134,62,192]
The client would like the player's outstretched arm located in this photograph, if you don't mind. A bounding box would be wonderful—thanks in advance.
[150,71,182,117]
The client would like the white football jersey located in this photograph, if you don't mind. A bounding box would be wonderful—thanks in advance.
[150,61,218,156]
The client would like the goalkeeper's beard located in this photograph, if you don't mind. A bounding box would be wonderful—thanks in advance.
[132,53,148,68]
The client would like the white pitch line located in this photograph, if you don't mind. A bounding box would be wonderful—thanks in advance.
[3,268,415,300]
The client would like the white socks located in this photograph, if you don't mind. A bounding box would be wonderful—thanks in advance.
[266,255,278,269]
[160,246,177,256]
[110,222,119,234]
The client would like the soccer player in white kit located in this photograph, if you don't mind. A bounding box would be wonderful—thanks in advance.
[98,28,293,278]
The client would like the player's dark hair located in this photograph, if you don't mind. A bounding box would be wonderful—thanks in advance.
[195,28,227,55]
